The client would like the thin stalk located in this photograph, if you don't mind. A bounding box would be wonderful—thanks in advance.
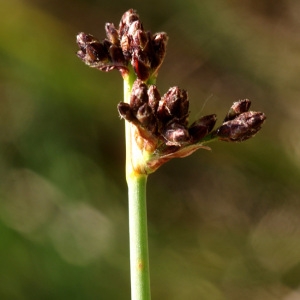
[127,174,150,300]
[124,77,151,300]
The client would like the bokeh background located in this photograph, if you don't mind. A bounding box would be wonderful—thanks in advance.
[1,0,300,299]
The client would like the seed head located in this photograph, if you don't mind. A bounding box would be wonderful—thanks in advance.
[216,110,266,142]
[76,10,267,173]
[76,9,168,81]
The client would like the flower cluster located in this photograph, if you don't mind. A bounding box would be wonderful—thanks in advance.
[76,9,168,81]
[118,81,266,168]
[76,9,266,173]
[217,99,266,142]
[118,79,217,154]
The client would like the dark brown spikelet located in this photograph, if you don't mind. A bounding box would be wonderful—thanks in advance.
[147,85,160,113]
[162,123,190,146]
[130,79,149,112]
[223,99,251,122]
[157,87,189,126]
[118,9,140,38]
[216,111,266,142]
[151,32,168,74]
[136,103,156,132]
[76,32,127,72]
[105,23,119,45]
[117,102,137,123]
[76,33,110,65]
[189,114,217,143]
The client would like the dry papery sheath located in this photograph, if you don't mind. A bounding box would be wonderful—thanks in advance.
[76,9,266,173]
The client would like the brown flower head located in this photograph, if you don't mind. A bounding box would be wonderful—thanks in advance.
[117,79,221,172]
[216,111,266,142]
[76,9,168,82]
[214,100,266,142]
[76,10,266,174]
[118,87,266,172]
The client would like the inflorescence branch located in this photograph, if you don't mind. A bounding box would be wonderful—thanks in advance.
[76,9,266,174]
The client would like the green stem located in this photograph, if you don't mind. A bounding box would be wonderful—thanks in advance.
[124,77,151,300]
[127,174,151,300]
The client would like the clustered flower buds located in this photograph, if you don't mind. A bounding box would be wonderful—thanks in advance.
[76,9,266,173]
[118,82,266,166]
[215,99,266,142]
[76,9,168,81]
[118,79,217,154]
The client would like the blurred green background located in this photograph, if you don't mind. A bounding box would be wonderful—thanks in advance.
[1,0,300,299]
